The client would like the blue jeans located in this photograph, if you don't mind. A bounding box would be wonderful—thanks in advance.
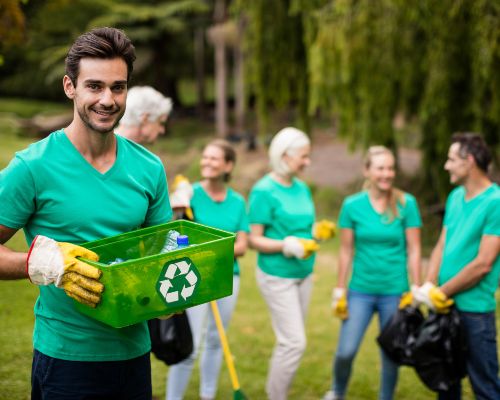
[31,350,152,400]
[167,275,240,400]
[438,311,500,400]
[332,290,400,400]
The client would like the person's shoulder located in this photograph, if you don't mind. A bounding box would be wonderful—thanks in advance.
[484,183,500,204]
[447,186,465,203]
[251,174,272,191]
[343,191,367,206]
[402,192,418,206]
[14,130,63,164]
[117,135,163,167]
[292,177,310,191]
[227,187,246,204]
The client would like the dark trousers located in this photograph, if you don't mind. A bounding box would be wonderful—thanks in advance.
[31,350,152,400]
[438,311,500,400]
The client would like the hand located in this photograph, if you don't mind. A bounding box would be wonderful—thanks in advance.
[415,281,454,313]
[398,284,420,309]
[282,236,320,259]
[313,219,337,241]
[332,287,348,320]
[27,235,104,308]
[169,174,194,220]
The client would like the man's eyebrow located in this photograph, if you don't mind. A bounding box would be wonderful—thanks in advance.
[83,79,128,85]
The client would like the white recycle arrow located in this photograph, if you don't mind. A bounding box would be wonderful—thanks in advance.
[165,260,191,279]
[181,285,195,300]
[159,280,172,298]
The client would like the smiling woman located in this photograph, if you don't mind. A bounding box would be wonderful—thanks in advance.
[324,145,422,400]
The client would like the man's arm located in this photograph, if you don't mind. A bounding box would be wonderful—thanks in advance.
[440,234,500,297]
[425,228,446,283]
[0,224,28,279]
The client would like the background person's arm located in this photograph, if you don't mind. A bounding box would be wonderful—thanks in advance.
[336,228,354,288]
[248,224,284,254]
[234,231,248,258]
[0,225,28,279]
[440,234,500,297]
[405,227,422,285]
[425,228,446,283]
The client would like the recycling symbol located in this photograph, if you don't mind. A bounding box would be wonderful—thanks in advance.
[156,257,201,305]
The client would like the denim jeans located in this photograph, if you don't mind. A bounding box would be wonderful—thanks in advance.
[31,350,152,400]
[332,290,400,400]
[438,311,500,400]
[167,275,240,400]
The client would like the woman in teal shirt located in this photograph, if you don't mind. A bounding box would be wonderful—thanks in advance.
[167,140,249,400]
[249,127,320,400]
[323,146,422,400]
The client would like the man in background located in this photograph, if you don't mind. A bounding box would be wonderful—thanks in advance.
[418,132,500,400]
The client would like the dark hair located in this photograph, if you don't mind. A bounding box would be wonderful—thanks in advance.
[65,27,136,86]
[205,139,236,182]
[451,132,492,173]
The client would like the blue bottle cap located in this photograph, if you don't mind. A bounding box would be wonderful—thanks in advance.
[176,235,189,247]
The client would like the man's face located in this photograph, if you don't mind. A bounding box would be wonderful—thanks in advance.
[63,58,128,135]
[444,142,471,185]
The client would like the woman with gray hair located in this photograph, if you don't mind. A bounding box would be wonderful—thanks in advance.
[248,127,320,400]
[116,86,173,144]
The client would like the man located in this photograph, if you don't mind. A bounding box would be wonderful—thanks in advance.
[417,132,500,400]
[0,27,172,399]
[116,85,173,144]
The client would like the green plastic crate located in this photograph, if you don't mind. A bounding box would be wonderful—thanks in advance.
[75,220,235,328]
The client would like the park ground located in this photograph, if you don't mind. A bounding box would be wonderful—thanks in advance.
[0,102,490,399]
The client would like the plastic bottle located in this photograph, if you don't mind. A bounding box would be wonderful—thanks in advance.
[161,230,180,253]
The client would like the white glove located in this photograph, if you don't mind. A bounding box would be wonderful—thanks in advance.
[331,287,348,320]
[282,236,305,258]
[169,180,193,209]
[414,281,454,313]
[27,235,103,307]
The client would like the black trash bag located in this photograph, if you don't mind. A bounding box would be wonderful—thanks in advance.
[412,307,467,392]
[148,312,193,366]
[377,306,425,366]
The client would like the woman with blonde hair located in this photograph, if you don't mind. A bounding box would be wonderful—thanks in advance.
[323,146,422,400]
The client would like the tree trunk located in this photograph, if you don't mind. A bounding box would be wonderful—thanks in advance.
[194,27,206,118]
[233,18,245,138]
[214,0,227,138]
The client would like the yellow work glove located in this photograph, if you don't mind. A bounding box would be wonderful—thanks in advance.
[282,236,320,259]
[27,235,104,308]
[313,219,337,241]
[169,174,194,220]
[415,282,454,314]
[398,284,419,309]
[332,287,348,320]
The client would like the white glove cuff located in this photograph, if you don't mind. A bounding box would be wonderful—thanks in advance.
[27,235,64,286]
[282,236,304,258]
[332,287,346,301]
[170,191,192,208]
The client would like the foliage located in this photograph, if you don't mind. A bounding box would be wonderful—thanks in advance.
[238,0,500,200]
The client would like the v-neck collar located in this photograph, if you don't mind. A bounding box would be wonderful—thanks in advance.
[59,130,121,180]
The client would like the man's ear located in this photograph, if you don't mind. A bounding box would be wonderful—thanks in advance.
[140,113,150,124]
[63,75,75,99]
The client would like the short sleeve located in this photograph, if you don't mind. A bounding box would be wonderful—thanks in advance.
[237,200,250,233]
[0,156,36,229]
[248,188,273,225]
[484,196,500,236]
[338,200,353,229]
[443,190,458,227]
[403,194,422,228]
[144,166,172,226]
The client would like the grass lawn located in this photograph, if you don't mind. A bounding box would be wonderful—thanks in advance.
[0,97,488,399]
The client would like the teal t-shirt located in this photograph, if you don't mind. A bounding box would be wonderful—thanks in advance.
[339,191,422,295]
[248,174,316,279]
[191,182,249,275]
[439,184,500,312]
[0,130,172,361]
